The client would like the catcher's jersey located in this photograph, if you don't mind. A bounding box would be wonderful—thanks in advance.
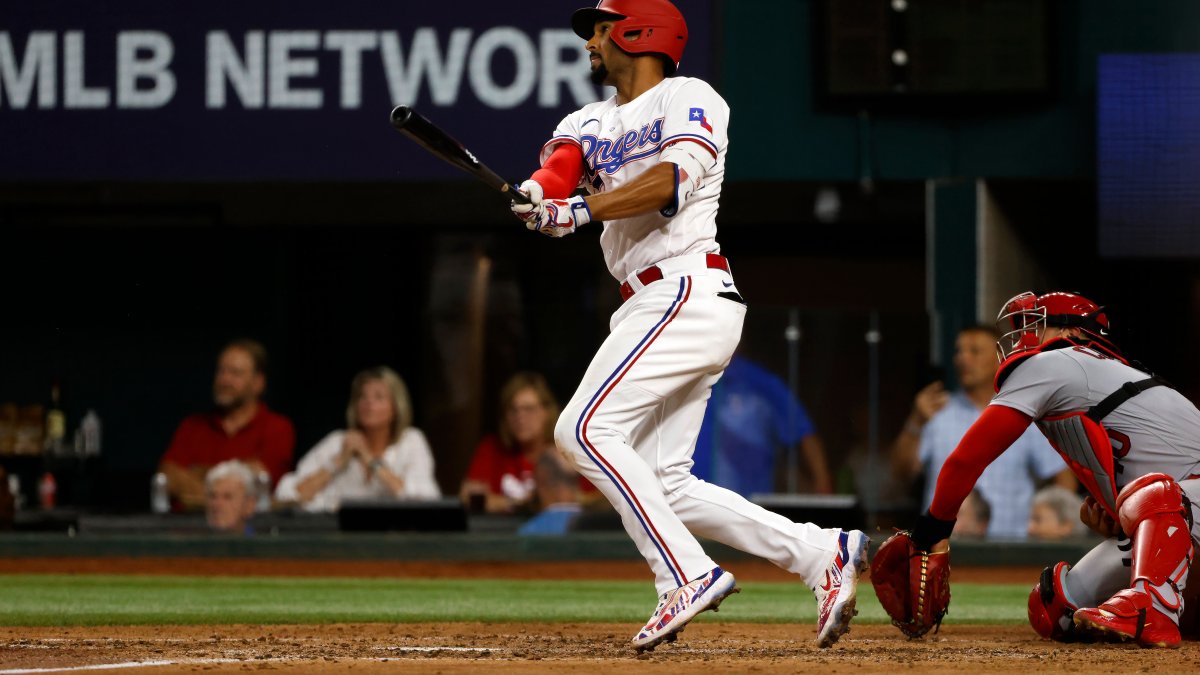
[990,344,1200,487]
[540,77,728,282]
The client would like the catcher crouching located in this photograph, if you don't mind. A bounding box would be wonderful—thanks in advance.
[873,291,1200,648]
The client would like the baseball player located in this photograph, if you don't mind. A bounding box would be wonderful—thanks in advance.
[510,0,869,652]
[905,291,1200,647]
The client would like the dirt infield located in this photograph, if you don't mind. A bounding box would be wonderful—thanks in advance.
[2,558,1195,674]
[3,623,1199,674]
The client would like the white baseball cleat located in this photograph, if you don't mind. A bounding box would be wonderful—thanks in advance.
[632,566,739,652]
[814,529,870,648]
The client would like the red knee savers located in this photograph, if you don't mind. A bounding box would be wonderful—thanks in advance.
[1117,472,1193,589]
[1117,472,1189,528]
[1028,562,1079,641]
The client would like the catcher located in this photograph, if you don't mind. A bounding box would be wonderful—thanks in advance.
[872,291,1200,647]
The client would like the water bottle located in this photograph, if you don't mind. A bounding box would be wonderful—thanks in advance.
[7,474,22,512]
[151,472,170,514]
[80,410,101,457]
[255,470,271,513]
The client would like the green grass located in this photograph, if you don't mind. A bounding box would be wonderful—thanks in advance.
[0,574,1030,626]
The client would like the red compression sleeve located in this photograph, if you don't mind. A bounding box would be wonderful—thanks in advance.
[928,404,1035,521]
[530,143,584,199]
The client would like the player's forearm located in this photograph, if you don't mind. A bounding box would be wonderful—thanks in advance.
[584,162,675,221]
[928,405,1032,521]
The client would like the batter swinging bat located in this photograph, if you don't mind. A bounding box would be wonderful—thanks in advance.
[389,105,531,205]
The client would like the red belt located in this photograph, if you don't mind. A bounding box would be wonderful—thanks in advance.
[619,253,730,301]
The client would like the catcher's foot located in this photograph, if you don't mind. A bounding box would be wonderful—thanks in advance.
[1073,589,1181,649]
[632,566,739,653]
[815,529,870,648]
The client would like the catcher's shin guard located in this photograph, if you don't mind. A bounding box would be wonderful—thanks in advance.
[1117,473,1194,612]
[1028,562,1080,641]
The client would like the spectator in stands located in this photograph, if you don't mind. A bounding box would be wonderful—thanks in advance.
[159,339,295,510]
[205,459,258,535]
[692,354,833,496]
[951,489,991,539]
[275,367,440,511]
[890,324,1075,539]
[461,372,578,514]
[518,451,585,536]
[1028,485,1087,541]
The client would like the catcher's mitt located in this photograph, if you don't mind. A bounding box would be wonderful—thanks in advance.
[870,530,951,638]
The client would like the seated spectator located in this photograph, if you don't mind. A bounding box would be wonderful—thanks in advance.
[1028,485,1087,541]
[275,367,440,511]
[205,460,258,535]
[461,372,566,514]
[160,339,295,510]
[890,325,1075,539]
[517,451,584,536]
[692,353,833,496]
[951,489,990,538]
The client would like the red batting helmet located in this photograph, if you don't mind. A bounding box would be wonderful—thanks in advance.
[996,291,1113,360]
[571,0,689,75]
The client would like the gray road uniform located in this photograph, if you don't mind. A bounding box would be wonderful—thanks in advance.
[993,339,1200,623]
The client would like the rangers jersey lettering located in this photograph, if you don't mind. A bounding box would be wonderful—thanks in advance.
[540,77,729,281]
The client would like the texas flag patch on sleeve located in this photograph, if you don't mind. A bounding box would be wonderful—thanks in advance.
[689,107,713,134]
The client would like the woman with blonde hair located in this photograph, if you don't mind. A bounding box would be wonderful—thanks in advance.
[277,366,440,511]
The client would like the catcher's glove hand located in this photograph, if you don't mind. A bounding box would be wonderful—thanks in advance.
[870,514,953,638]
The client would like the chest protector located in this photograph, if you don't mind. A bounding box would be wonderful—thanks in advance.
[995,338,1167,520]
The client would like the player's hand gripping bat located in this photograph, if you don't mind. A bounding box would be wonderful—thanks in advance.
[389,105,531,205]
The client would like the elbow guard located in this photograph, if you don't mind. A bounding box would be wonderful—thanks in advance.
[659,143,710,217]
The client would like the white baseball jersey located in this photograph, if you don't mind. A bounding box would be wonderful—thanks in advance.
[540,77,728,282]
[545,76,845,600]
[991,344,1200,486]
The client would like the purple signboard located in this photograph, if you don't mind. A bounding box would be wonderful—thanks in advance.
[0,1,713,182]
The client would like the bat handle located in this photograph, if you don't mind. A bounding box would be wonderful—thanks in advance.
[506,183,532,205]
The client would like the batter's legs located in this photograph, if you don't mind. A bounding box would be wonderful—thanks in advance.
[650,372,843,588]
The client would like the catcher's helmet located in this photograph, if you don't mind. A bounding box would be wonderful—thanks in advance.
[996,291,1113,360]
[571,0,688,75]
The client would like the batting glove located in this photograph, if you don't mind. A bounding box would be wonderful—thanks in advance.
[510,179,544,225]
[531,195,591,237]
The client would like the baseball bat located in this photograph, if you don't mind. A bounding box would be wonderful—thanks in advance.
[389,105,530,205]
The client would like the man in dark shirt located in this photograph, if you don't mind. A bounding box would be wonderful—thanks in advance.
[159,339,294,510]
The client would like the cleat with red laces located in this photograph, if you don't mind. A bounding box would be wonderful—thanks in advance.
[1073,588,1181,648]
[815,530,870,648]
[632,566,739,652]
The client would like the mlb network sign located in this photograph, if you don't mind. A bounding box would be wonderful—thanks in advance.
[0,0,712,181]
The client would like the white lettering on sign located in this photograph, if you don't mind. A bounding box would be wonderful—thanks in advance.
[380,28,471,107]
[64,31,108,108]
[117,31,175,108]
[324,31,377,109]
[0,32,56,108]
[539,29,594,108]
[1,28,602,111]
[269,31,322,109]
[207,31,264,108]
[469,27,537,109]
